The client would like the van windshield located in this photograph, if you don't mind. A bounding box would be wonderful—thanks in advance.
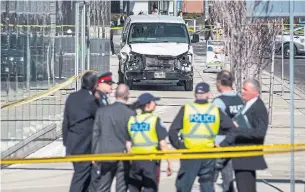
[128,22,190,44]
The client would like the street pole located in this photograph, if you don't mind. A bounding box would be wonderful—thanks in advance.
[87,2,90,70]
[205,0,209,20]
[75,2,79,90]
[173,0,177,16]
[289,0,295,192]
[281,18,284,96]
[81,3,86,71]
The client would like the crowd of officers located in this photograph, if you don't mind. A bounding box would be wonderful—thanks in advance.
[62,70,269,192]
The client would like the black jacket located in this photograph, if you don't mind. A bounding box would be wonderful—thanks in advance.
[95,90,109,107]
[92,101,136,155]
[220,97,269,171]
[169,100,236,149]
[62,89,99,155]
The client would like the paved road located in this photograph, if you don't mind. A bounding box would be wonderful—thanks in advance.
[191,40,305,91]
[1,36,304,191]
[2,52,305,191]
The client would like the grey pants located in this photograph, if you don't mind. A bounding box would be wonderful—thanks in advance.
[214,159,235,192]
[90,161,130,192]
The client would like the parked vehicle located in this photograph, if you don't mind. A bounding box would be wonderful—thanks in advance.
[275,26,305,58]
[118,15,199,91]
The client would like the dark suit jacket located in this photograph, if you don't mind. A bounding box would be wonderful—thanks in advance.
[92,101,136,155]
[62,89,99,155]
[220,97,269,171]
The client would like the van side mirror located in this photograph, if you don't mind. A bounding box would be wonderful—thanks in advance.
[191,33,200,43]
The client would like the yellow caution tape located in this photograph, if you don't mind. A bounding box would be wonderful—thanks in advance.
[54,143,305,158]
[1,70,96,109]
[1,143,304,165]
[0,23,216,32]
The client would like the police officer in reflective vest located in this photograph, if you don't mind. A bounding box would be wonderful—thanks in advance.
[169,82,236,192]
[126,93,172,192]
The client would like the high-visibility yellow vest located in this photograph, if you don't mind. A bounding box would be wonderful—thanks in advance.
[182,103,220,149]
[127,113,159,153]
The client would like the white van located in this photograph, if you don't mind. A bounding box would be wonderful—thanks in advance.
[117,15,199,91]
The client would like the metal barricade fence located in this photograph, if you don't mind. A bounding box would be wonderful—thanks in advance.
[1,1,111,159]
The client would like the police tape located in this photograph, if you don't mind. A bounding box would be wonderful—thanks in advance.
[0,23,214,33]
[1,143,304,165]
[1,70,96,109]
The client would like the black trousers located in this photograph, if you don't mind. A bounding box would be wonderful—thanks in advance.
[234,170,256,192]
[70,162,92,192]
[176,159,215,192]
[90,161,130,192]
[128,160,161,192]
[110,39,115,55]
[214,159,235,192]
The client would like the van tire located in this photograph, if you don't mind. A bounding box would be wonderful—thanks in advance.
[118,71,124,83]
[124,76,133,90]
[184,79,193,91]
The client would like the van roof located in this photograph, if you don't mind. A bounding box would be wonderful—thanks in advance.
[128,15,185,24]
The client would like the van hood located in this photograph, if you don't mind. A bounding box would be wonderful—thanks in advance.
[129,43,191,56]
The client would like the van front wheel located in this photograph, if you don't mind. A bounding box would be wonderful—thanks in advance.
[184,79,193,91]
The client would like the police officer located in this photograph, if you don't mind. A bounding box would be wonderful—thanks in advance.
[212,70,244,192]
[126,93,172,192]
[94,72,115,107]
[168,82,236,192]
[90,72,115,191]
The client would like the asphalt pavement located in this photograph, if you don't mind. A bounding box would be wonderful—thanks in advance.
[1,52,305,191]
[1,35,304,191]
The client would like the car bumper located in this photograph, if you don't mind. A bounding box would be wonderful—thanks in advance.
[125,70,193,81]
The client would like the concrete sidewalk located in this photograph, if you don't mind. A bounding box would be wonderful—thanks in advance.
[195,53,305,181]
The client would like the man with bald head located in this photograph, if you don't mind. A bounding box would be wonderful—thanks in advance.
[91,83,136,192]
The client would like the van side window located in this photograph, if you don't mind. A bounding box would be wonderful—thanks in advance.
[121,19,131,45]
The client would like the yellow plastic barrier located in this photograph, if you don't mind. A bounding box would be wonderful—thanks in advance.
[1,143,304,165]
[1,70,96,109]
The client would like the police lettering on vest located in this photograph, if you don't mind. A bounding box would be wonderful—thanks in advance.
[182,103,220,149]
[127,114,159,153]
[130,122,150,132]
[217,94,244,118]
[228,104,243,115]
[189,113,216,124]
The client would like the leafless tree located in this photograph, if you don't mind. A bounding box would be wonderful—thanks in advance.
[210,1,280,92]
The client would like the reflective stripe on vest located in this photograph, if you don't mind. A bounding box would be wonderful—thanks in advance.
[127,114,158,152]
[182,103,220,149]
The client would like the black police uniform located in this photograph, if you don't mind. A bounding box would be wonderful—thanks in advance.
[212,92,244,192]
[169,83,236,192]
[216,94,244,119]
[127,94,168,192]
[90,72,116,191]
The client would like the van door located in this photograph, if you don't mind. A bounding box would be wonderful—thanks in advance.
[120,18,131,48]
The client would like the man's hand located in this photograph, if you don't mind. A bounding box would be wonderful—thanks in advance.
[233,121,239,128]
[92,161,96,165]
[215,143,220,148]
[167,160,172,176]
